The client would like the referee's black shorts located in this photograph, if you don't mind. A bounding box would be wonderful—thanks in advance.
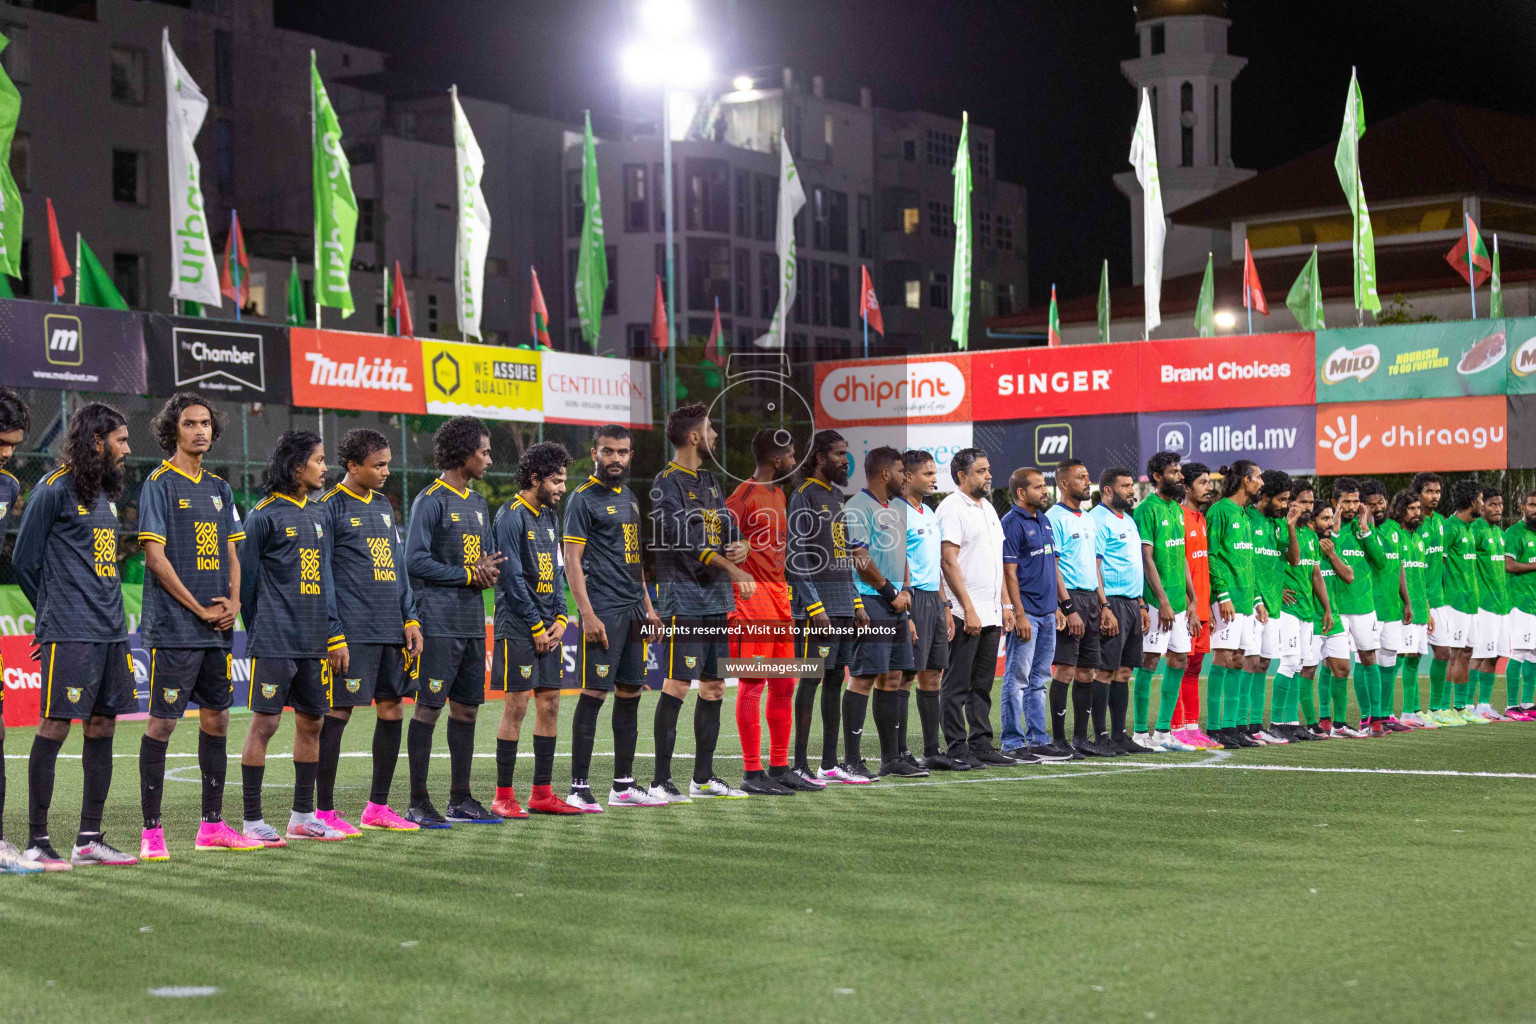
[1053,589,1102,669]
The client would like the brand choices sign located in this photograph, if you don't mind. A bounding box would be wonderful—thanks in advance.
[1314,396,1507,474]
[1138,405,1316,474]
[814,354,971,427]
[0,298,147,393]
[145,314,291,403]
[541,349,652,427]
[289,328,426,413]
[1315,321,1508,403]
[1140,333,1313,411]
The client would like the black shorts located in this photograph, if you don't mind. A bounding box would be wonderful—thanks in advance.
[491,634,562,692]
[794,616,857,679]
[907,588,949,673]
[41,640,136,720]
[580,604,648,691]
[148,647,233,719]
[1054,589,1103,669]
[849,596,915,677]
[1098,595,1146,672]
[334,643,410,707]
[661,614,730,682]
[415,635,487,707]
[248,657,330,716]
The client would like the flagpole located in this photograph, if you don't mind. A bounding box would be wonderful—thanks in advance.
[1467,212,1477,320]
[863,308,868,360]
[230,210,241,322]
[1246,285,1252,335]
[662,87,678,415]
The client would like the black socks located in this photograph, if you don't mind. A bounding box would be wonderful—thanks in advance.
[1071,680,1092,741]
[406,718,435,801]
[793,679,820,769]
[292,759,317,815]
[242,763,264,822]
[28,733,63,842]
[316,716,347,812]
[1090,680,1110,738]
[1050,679,1070,743]
[570,693,602,787]
[819,671,843,770]
[917,688,941,756]
[895,688,911,754]
[79,734,113,841]
[653,692,684,784]
[139,734,169,829]
[613,693,641,783]
[445,717,476,800]
[1109,679,1130,740]
[872,689,901,762]
[532,734,556,787]
[369,718,402,806]
[198,730,226,822]
[496,738,518,788]
[692,696,722,785]
[842,689,869,764]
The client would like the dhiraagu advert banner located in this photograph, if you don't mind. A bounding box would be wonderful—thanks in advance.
[420,339,544,422]
[1314,319,1509,403]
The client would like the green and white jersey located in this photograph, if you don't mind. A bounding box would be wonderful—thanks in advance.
[1371,518,1405,624]
[1441,513,1480,615]
[1285,526,1321,625]
[1205,497,1256,614]
[1318,534,1345,637]
[1401,524,1430,625]
[1333,515,1385,616]
[1252,512,1289,618]
[1504,520,1536,616]
[1133,493,1186,613]
[1416,511,1446,610]
[1472,517,1510,615]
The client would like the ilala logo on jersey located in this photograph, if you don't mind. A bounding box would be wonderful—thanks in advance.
[109,502,118,517]
[477,511,485,525]
[0,502,9,518]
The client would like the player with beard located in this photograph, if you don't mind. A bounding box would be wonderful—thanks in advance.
[1391,490,1437,728]
[1132,452,1198,752]
[563,426,665,810]
[1088,468,1148,754]
[1439,481,1485,724]
[1047,460,1113,757]
[1469,487,1511,720]
[1307,503,1356,736]
[318,430,426,833]
[1241,470,1298,745]
[136,393,262,860]
[726,429,805,794]
[14,403,136,870]
[0,389,39,873]
[1172,463,1218,749]
[1362,480,1413,733]
[1501,488,1536,719]
[650,404,756,800]
[1204,461,1264,749]
[787,431,870,782]
[1274,482,1330,740]
[898,450,944,773]
[1411,473,1456,724]
[1331,478,1386,737]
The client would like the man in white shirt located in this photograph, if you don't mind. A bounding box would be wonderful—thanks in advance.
[936,447,1014,769]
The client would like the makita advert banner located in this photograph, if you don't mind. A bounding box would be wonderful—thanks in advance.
[0,298,147,393]
[288,328,427,414]
[144,314,292,404]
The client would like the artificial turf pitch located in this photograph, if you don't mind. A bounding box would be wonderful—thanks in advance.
[3,678,1536,1024]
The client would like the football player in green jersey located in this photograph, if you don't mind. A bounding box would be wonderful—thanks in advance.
[1440,480,1486,724]
[1502,488,1536,719]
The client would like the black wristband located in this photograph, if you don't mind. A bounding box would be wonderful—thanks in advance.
[878,581,899,603]
[1059,600,1074,614]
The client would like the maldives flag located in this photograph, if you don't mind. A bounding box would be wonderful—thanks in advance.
[1445,215,1491,287]
[530,266,551,347]
[219,210,249,308]
[704,296,722,363]
[1243,240,1269,316]
[391,260,413,336]
[860,264,884,335]
[1046,284,1061,348]
[650,274,669,355]
[46,197,70,298]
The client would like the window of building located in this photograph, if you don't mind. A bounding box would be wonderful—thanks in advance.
[655,242,679,286]
[654,162,669,231]
[754,173,775,240]
[685,157,729,233]
[976,279,995,318]
[604,244,617,315]
[626,323,651,358]
[734,248,750,315]
[356,197,375,243]
[623,164,649,232]
[1150,23,1165,55]
[976,139,991,178]
[857,193,871,257]
[734,168,750,236]
[824,114,834,147]
[736,327,755,348]
[686,238,730,311]
[828,263,850,328]
[904,207,920,234]
[793,280,806,324]
[566,168,583,237]
[1180,81,1194,168]
[819,189,848,252]
[10,130,26,191]
[927,200,954,240]
[902,139,916,162]
[816,336,850,361]
[112,149,147,205]
[926,129,958,166]
[996,214,1014,253]
[929,270,948,309]
[110,46,146,105]
[213,28,233,106]
[976,209,992,249]
[759,251,777,318]
[997,283,1016,317]
[905,279,921,310]
[427,293,439,333]
[809,260,827,326]
[214,119,233,198]
[1,24,29,84]
[1213,84,1220,165]
[112,252,145,307]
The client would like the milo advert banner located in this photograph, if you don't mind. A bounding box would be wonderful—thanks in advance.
[1315,319,1508,403]
[1504,319,1536,395]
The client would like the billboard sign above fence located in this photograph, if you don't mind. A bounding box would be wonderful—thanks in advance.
[971,343,1139,421]
[541,349,652,428]
[814,353,972,428]
[1314,396,1507,475]
[144,314,292,403]
[976,413,1139,480]
[421,340,544,422]
[0,298,147,393]
[1139,332,1314,411]
[1138,404,1316,475]
[1315,320,1508,403]
[289,328,426,413]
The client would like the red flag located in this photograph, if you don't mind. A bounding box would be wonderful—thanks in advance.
[704,298,722,363]
[391,261,414,337]
[1445,216,1491,287]
[860,265,884,336]
[650,274,669,355]
[529,267,551,347]
[46,197,70,299]
[1243,240,1269,316]
[219,210,249,308]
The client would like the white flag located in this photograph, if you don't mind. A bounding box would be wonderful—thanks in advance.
[1128,87,1165,337]
[452,87,490,340]
[163,28,220,307]
[755,130,806,349]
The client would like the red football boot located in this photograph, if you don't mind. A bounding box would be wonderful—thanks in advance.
[490,787,529,820]
[526,784,584,815]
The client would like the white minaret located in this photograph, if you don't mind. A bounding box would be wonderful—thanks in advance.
[1113,0,1254,283]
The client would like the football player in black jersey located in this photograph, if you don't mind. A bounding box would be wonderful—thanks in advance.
[0,388,33,874]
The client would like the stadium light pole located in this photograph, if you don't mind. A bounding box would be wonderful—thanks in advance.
[622,0,710,417]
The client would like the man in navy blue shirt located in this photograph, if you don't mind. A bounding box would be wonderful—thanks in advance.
[1001,468,1071,763]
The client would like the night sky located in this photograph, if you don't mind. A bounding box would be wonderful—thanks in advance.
[276,0,1536,306]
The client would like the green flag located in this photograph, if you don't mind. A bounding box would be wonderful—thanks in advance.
[179,299,202,316]
[286,258,305,326]
[574,110,607,349]
[76,234,129,310]
[0,32,21,282]
[311,51,357,317]
[950,111,973,349]
[1286,246,1325,331]
[1097,259,1110,345]
[1334,68,1380,314]
[0,272,11,298]
[1491,234,1503,319]
[1194,252,1215,337]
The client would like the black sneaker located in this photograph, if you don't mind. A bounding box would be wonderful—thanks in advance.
[878,757,925,778]
[845,759,878,783]
[924,751,972,771]
[1072,737,1117,758]
[1096,733,1130,756]
[772,767,820,792]
[1002,747,1043,764]
[974,747,1018,766]
[741,772,796,795]
[1042,741,1084,761]
[898,751,931,776]
[1291,725,1321,741]
[445,796,504,824]
[1029,743,1074,762]
[1228,729,1259,749]
[406,800,452,829]
[961,752,989,770]
[1113,734,1153,755]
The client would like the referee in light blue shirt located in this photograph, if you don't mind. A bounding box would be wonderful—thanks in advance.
[1089,467,1150,754]
[1045,459,1109,756]
[900,450,947,770]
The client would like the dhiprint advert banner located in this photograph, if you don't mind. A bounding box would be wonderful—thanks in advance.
[1138,405,1316,475]
[1315,320,1508,403]
[814,353,972,428]
[1314,396,1506,475]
